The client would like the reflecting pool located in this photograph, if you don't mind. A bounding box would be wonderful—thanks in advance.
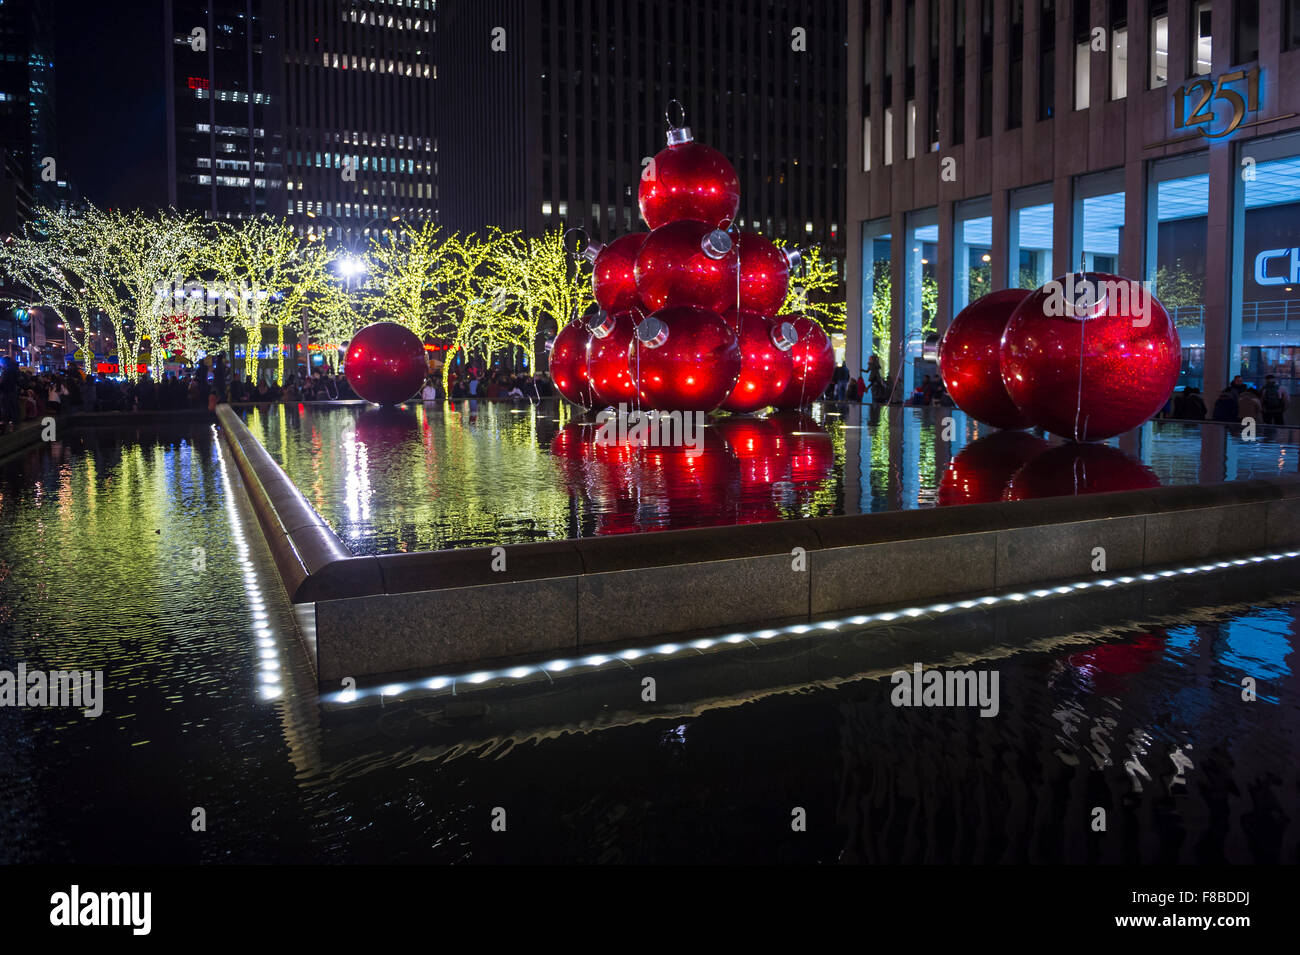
[1,422,1297,863]
[235,400,1300,555]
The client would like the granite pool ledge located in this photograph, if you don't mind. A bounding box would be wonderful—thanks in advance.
[214,404,1300,684]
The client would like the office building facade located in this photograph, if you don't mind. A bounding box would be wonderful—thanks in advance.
[847,0,1300,403]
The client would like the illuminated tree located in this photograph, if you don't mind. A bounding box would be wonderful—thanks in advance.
[360,219,459,338]
[307,278,364,371]
[777,242,846,334]
[493,228,594,369]
[206,217,334,382]
[436,229,513,391]
[0,207,101,369]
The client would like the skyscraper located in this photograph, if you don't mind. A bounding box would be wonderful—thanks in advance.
[0,0,56,221]
[436,0,846,262]
[164,0,286,219]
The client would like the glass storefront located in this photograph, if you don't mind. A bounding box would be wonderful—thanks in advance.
[904,209,938,398]
[861,217,893,381]
[1147,153,1209,390]
[1234,131,1300,405]
[1009,184,1053,288]
[1073,168,1125,274]
[953,197,993,313]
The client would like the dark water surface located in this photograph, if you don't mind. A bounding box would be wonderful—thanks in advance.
[0,422,1297,863]
[236,400,1300,555]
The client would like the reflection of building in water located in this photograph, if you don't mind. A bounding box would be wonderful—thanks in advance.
[847,1,1300,408]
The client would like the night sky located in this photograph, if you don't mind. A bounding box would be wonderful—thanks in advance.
[55,0,167,210]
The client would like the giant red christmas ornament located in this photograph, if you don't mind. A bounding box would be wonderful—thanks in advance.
[344,321,427,405]
[638,123,741,230]
[1002,442,1161,500]
[772,315,834,408]
[585,232,647,312]
[585,309,640,407]
[735,233,797,315]
[1000,272,1181,441]
[632,305,741,412]
[939,288,1035,430]
[634,219,739,313]
[937,430,1048,506]
[719,310,797,413]
[549,319,597,408]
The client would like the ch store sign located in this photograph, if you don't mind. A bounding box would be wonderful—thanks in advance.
[1255,248,1300,286]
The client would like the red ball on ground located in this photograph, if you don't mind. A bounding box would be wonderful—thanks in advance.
[585,309,640,407]
[1000,272,1181,441]
[591,233,647,312]
[719,310,796,414]
[344,321,427,405]
[632,305,741,412]
[550,319,597,408]
[772,315,834,408]
[735,232,792,315]
[638,132,741,230]
[634,219,740,314]
[939,288,1035,429]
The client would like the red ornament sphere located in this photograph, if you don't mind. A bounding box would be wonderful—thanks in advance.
[632,305,741,412]
[719,310,796,414]
[591,233,647,312]
[772,315,834,408]
[638,133,741,230]
[634,219,739,314]
[939,288,1035,429]
[1000,272,1181,441]
[585,309,641,407]
[344,321,427,405]
[550,319,597,408]
[937,430,1049,506]
[735,232,791,315]
[1002,442,1161,500]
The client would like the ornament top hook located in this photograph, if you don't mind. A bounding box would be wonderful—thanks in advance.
[564,226,601,263]
[665,99,692,146]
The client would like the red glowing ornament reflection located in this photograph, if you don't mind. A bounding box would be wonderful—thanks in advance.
[735,232,793,315]
[1000,272,1181,441]
[937,430,1049,506]
[1002,442,1161,500]
[632,305,741,412]
[772,315,834,408]
[634,219,739,314]
[344,321,427,405]
[589,232,647,312]
[938,288,1035,430]
[719,310,796,413]
[637,124,741,230]
[549,319,597,408]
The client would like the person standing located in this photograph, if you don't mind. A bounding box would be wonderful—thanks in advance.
[1262,375,1289,425]
[832,361,850,400]
[1237,387,1264,425]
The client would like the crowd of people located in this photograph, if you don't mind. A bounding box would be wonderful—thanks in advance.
[1,350,1293,435]
[0,356,564,434]
[1168,375,1291,425]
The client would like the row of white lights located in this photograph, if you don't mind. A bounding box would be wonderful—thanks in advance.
[213,425,283,701]
[321,547,1300,707]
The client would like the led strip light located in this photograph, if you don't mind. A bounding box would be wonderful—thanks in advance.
[213,424,284,701]
[318,545,1300,707]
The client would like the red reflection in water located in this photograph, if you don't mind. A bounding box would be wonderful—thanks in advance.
[1004,442,1161,501]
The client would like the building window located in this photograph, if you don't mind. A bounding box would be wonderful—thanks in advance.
[1074,0,1091,111]
[1234,0,1259,64]
[978,0,993,137]
[954,197,994,313]
[862,218,893,374]
[884,107,894,165]
[1110,0,1128,100]
[1040,0,1055,119]
[1149,3,1169,88]
[904,209,939,396]
[1232,131,1300,402]
[1147,153,1209,390]
[863,116,872,173]
[1289,0,1300,51]
[952,1,966,145]
[906,100,917,158]
[1073,169,1125,273]
[1010,184,1054,289]
[1190,1,1212,76]
[1009,0,1024,129]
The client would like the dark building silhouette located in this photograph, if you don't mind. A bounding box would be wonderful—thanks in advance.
[436,0,846,261]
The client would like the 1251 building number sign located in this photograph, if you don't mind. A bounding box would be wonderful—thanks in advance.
[1172,67,1260,139]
